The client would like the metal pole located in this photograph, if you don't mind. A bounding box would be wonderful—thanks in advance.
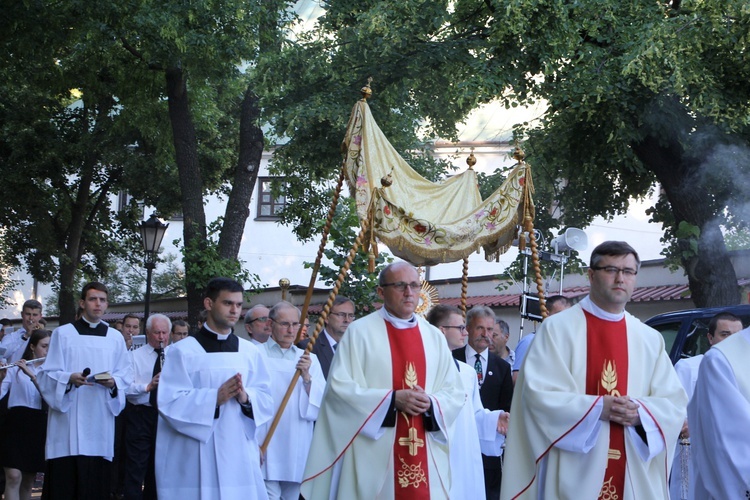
[144,262,155,335]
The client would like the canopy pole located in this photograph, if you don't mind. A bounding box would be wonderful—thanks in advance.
[293,163,347,345]
[460,257,469,319]
[517,147,547,320]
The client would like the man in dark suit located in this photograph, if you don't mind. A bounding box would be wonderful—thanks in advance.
[453,305,513,500]
[297,296,355,379]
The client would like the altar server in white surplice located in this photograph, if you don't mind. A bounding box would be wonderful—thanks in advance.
[669,312,742,500]
[501,241,687,500]
[38,281,132,500]
[155,277,274,500]
[301,262,464,500]
[688,326,750,500]
[257,301,324,500]
[426,304,508,498]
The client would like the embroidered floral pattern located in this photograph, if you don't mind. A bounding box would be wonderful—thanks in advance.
[397,457,427,489]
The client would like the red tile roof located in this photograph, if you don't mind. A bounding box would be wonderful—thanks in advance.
[102,279,750,320]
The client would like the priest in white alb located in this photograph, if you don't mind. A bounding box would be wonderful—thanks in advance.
[687,325,750,499]
[301,262,464,500]
[155,277,274,500]
[257,301,324,500]
[501,241,687,500]
[669,311,742,500]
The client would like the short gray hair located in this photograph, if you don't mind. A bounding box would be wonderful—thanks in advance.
[146,314,172,332]
[466,306,495,326]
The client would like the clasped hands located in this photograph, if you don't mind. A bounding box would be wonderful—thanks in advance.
[217,372,248,406]
[600,395,641,426]
[394,386,431,416]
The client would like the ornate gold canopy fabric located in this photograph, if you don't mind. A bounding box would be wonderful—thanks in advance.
[342,98,533,266]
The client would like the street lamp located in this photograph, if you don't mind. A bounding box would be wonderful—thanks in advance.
[139,213,169,333]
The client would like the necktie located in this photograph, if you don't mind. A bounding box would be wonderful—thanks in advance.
[474,353,483,386]
[332,343,338,352]
[149,348,164,408]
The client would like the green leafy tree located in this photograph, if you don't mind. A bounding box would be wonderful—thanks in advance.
[2,1,299,322]
[0,1,158,322]
[261,0,750,307]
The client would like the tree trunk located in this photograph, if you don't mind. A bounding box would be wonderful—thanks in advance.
[166,67,207,327]
[217,87,264,260]
[632,104,740,307]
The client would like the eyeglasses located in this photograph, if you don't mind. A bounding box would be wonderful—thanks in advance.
[248,316,268,324]
[380,282,421,292]
[591,266,638,277]
[441,325,466,332]
[329,312,356,320]
[271,319,301,330]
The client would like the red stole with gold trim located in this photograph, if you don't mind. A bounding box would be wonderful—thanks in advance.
[385,320,430,499]
[584,310,628,499]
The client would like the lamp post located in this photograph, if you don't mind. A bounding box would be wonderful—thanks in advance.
[139,213,169,334]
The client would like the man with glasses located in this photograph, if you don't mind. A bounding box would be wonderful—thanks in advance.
[258,301,324,500]
[427,304,507,499]
[298,296,355,379]
[302,261,463,499]
[170,320,190,343]
[243,304,272,345]
[502,241,687,499]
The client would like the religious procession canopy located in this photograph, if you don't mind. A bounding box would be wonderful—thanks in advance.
[342,94,534,266]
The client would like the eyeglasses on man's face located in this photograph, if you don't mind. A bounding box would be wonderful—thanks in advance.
[591,266,638,277]
[441,325,466,332]
[329,312,356,320]
[248,316,268,324]
[380,282,421,292]
[271,319,301,330]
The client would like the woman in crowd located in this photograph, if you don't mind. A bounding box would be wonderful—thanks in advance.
[0,329,51,500]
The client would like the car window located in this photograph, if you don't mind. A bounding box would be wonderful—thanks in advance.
[651,321,682,354]
[679,319,710,359]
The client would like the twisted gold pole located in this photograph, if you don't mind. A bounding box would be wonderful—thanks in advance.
[526,218,548,319]
[460,257,469,319]
[515,148,546,319]
[294,164,347,344]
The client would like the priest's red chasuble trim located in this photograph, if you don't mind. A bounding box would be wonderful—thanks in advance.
[584,311,628,500]
[386,321,430,500]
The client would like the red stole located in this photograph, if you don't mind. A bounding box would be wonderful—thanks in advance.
[386,320,430,499]
[584,311,628,499]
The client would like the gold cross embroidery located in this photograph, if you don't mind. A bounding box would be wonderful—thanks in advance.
[398,427,425,456]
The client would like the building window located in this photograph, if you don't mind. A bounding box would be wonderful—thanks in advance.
[256,177,287,220]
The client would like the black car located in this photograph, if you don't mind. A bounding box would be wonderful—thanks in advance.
[645,304,750,364]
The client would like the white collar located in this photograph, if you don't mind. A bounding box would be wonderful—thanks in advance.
[378,307,417,329]
[580,296,625,322]
[203,324,231,340]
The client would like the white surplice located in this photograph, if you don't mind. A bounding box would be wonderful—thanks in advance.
[301,309,464,500]
[449,360,505,498]
[257,338,324,483]
[155,335,274,500]
[37,322,131,460]
[687,328,750,500]
[500,298,687,500]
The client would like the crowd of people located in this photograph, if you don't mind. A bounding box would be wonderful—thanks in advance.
[0,239,747,499]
